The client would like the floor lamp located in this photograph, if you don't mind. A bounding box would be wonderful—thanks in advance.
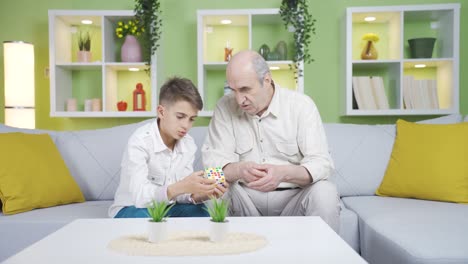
[3,41,35,129]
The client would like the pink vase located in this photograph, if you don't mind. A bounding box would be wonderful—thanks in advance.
[121,35,142,62]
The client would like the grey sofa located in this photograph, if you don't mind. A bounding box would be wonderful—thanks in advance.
[1,115,467,263]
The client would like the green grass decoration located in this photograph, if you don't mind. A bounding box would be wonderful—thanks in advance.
[147,200,173,222]
[205,197,229,223]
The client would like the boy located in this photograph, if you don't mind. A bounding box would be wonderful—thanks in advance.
[109,77,227,218]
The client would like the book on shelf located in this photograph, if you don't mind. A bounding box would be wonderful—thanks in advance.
[403,75,439,110]
[352,76,388,110]
[370,77,389,110]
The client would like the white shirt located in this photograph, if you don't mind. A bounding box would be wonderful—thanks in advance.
[108,120,196,217]
[202,85,334,188]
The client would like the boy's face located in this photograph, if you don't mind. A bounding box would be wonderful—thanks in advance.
[157,100,198,143]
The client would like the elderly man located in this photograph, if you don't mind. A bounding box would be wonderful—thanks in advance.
[202,50,340,232]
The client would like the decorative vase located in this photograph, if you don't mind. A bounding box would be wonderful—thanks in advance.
[224,47,233,62]
[121,35,142,62]
[408,38,436,58]
[275,41,288,60]
[361,40,378,60]
[77,51,92,62]
[266,51,280,61]
[209,220,229,242]
[148,220,168,243]
[258,44,270,60]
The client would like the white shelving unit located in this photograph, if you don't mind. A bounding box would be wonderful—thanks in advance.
[48,10,157,117]
[345,4,460,116]
[197,9,303,117]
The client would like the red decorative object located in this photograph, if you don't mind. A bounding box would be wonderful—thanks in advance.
[133,83,146,111]
[117,100,128,111]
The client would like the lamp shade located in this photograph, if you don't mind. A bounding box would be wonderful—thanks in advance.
[3,41,35,129]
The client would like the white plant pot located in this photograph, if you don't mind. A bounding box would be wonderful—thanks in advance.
[210,220,229,242]
[148,220,168,243]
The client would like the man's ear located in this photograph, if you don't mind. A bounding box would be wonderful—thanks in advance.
[263,73,272,87]
[157,105,165,119]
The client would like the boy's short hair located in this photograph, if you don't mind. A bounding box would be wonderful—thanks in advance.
[159,77,203,110]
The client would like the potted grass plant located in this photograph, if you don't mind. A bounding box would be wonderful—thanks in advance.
[205,197,229,242]
[77,30,91,62]
[147,200,173,243]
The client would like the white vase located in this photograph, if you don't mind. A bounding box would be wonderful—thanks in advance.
[77,51,91,62]
[209,220,229,242]
[148,220,168,243]
[121,35,142,62]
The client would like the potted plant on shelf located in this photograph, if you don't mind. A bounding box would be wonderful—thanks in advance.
[77,30,91,62]
[205,197,229,242]
[279,0,316,78]
[147,200,173,243]
[134,0,163,69]
[115,19,144,62]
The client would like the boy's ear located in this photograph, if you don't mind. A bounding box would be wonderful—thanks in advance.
[157,105,165,118]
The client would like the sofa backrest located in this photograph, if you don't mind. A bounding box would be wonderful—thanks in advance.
[1,114,463,201]
[326,114,463,197]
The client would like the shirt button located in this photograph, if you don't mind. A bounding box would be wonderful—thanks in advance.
[259,119,262,122]
[262,158,266,162]
[260,139,263,143]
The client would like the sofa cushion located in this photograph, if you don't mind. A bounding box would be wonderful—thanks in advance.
[339,201,360,253]
[189,126,208,171]
[0,123,58,142]
[326,114,463,197]
[0,133,85,215]
[343,196,468,264]
[54,119,153,201]
[377,120,468,203]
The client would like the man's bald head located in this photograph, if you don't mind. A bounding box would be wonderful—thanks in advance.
[227,50,270,85]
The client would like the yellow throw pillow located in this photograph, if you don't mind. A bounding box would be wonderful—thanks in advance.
[0,133,85,215]
[376,120,468,203]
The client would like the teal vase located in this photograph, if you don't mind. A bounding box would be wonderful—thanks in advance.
[275,41,288,60]
[258,44,270,60]
[266,51,280,61]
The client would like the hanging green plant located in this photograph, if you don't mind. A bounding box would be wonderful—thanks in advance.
[134,0,162,69]
[279,0,316,78]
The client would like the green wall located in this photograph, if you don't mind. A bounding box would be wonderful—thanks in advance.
[0,0,466,130]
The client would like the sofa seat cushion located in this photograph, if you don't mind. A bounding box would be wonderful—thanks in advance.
[339,200,360,253]
[0,201,112,261]
[342,196,468,264]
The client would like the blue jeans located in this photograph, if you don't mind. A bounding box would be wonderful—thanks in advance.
[115,203,209,218]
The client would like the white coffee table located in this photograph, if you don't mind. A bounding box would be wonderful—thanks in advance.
[4,216,367,264]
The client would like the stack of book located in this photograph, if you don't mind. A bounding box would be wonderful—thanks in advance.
[402,76,439,109]
[352,76,389,110]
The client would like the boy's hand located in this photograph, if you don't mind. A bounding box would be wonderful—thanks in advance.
[168,171,216,200]
[182,170,216,195]
[191,181,229,202]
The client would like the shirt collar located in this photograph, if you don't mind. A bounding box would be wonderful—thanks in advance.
[151,120,188,153]
[265,83,281,118]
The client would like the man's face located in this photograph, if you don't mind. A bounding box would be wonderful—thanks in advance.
[227,68,271,116]
[158,100,198,142]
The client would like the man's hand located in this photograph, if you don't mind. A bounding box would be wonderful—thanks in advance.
[247,164,285,192]
[224,161,267,183]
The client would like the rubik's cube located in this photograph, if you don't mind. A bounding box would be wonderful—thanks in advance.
[204,167,226,185]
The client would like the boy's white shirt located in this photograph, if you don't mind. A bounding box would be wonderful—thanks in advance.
[108,120,196,217]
